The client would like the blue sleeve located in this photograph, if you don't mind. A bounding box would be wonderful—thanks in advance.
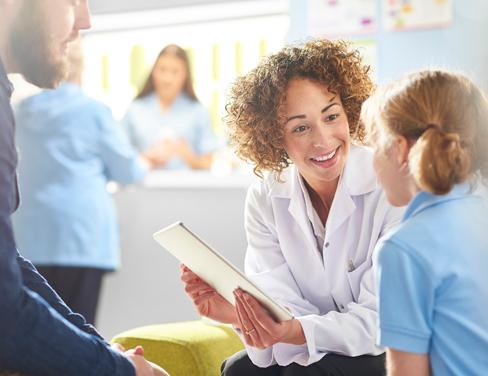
[194,105,220,155]
[376,239,435,354]
[95,105,147,184]
[17,253,103,339]
[0,211,135,375]
[120,106,139,151]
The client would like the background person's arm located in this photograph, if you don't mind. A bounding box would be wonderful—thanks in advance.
[96,104,148,183]
[178,103,219,170]
[175,139,213,169]
[387,349,430,376]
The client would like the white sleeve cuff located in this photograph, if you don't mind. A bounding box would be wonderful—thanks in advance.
[232,326,276,367]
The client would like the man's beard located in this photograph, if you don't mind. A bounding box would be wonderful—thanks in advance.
[8,2,69,88]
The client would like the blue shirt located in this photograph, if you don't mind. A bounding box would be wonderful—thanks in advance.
[376,183,488,375]
[0,61,135,374]
[12,83,146,269]
[122,92,220,169]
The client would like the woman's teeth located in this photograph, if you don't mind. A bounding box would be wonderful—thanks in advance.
[311,148,337,162]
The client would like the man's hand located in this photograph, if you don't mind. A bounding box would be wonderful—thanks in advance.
[124,346,154,376]
[123,346,171,376]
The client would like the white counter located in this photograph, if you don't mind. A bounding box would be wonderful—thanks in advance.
[97,170,257,339]
[141,169,256,189]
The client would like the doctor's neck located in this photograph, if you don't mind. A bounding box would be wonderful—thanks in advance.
[304,177,338,222]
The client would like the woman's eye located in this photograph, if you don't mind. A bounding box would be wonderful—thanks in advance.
[293,125,308,133]
[326,114,339,122]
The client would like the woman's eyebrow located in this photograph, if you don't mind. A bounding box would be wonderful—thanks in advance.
[286,96,339,123]
[321,97,338,113]
[286,114,306,123]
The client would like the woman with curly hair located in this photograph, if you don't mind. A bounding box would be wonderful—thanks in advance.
[181,39,403,375]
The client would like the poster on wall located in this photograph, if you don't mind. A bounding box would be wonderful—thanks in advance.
[383,0,453,31]
[308,0,377,37]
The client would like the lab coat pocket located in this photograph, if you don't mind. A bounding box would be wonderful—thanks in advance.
[346,260,371,301]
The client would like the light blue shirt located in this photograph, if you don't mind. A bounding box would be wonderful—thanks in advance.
[376,183,488,375]
[121,93,220,169]
[12,83,147,270]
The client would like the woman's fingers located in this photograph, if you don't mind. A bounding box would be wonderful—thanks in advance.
[236,289,279,347]
[234,290,252,331]
[234,290,266,348]
[180,270,200,283]
[194,290,217,305]
[241,291,278,338]
[235,294,254,345]
[184,281,213,296]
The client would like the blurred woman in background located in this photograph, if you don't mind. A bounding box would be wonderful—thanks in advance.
[122,44,220,170]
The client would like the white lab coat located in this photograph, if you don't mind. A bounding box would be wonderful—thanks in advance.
[242,145,404,367]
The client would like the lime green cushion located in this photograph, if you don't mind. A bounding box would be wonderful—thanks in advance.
[112,320,244,376]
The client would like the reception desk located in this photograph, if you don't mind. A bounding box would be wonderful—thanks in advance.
[96,170,256,339]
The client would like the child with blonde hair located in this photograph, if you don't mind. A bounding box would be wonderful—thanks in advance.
[361,70,488,375]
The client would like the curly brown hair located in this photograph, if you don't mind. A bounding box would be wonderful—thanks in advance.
[225,39,374,177]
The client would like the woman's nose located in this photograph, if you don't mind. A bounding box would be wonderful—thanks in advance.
[311,124,329,147]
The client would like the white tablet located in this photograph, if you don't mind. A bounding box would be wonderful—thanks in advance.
[153,221,293,322]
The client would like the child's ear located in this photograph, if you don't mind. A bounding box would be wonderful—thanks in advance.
[395,135,411,166]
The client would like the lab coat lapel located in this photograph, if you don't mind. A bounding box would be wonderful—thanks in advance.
[326,145,378,236]
[286,168,321,257]
[326,175,356,236]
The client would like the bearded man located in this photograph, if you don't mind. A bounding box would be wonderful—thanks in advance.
[0,1,167,375]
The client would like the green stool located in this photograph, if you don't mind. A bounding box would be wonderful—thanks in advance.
[112,320,244,376]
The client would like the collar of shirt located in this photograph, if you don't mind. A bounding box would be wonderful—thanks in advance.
[145,92,190,112]
[0,57,14,99]
[57,81,82,94]
[403,182,472,221]
[297,173,326,248]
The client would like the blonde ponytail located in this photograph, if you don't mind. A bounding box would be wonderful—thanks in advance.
[409,126,472,194]
[364,70,488,195]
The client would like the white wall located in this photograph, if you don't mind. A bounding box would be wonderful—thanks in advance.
[90,0,271,14]
[288,0,488,91]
